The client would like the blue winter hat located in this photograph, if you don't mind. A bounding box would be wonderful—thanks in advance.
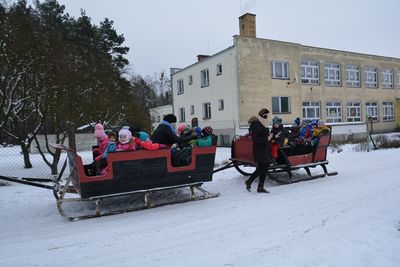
[294,117,300,126]
[310,119,318,126]
[137,131,149,141]
[194,126,202,136]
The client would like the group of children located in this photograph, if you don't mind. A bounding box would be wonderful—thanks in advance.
[93,124,166,175]
[92,116,330,174]
[92,121,215,175]
[268,116,331,162]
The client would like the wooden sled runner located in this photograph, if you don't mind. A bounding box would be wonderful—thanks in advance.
[53,140,219,220]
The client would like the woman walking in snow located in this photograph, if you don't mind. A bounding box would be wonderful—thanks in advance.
[245,108,273,193]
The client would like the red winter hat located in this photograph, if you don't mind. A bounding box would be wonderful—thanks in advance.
[177,123,186,134]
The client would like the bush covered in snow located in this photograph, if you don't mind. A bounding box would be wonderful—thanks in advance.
[375,134,400,149]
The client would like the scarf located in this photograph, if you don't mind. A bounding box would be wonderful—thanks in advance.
[256,115,269,129]
[161,120,176,134]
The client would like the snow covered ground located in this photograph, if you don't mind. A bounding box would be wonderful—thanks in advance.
[0,144,400,266]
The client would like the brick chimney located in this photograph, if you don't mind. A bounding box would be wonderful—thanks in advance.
[197,55,210,62]
[239,13,256,38]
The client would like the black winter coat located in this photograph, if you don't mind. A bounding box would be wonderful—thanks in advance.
[150,124,194,145]
[271,125,288,145]
[249,119,271,164]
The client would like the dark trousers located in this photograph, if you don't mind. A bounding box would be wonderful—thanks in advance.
[247,163,268,188]
[90,158,107,176]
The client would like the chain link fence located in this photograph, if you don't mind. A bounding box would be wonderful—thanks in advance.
[0,121,241,179]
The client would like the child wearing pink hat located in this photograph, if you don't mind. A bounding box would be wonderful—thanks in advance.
[94,123,109,161]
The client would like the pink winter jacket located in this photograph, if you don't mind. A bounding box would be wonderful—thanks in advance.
[95,136,109,161]
[116,141,136,151]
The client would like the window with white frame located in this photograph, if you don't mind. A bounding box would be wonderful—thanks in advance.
[189,75,193,85]
[302,101,320,120]
[179,108,185,122]
[177,79,184,94]
[324,63,341,86]
[365,102,379,121]
[381,68,393,88]
[201,69,209,87]
[217,64,222,75]
[190,105,194,115]
[301,60,319,84]
[202,102,211,119]
[218,99,224,110]
[382,101,394,121]
[272,96,290,113]
[326,101,342,123]
[346,64,360,87]
[271,61,289,79]
[347,102,361,122]
[364,67,378,88]
[397,70,400,88]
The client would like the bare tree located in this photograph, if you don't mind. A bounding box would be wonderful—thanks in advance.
[144,71,172,107]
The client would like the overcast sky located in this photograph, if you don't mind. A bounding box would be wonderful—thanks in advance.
[53,0,400,77]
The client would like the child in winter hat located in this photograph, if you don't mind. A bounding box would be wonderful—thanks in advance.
[177,123,186,135]
[182,125,194,137]
[94,123,107,139]
[294,117,301,127]
[93,123,109,160]
[270,117,287,159]
[116,129,135,151]
[272,116,283,126]
[201,126,214,136]
[194,126,202,136]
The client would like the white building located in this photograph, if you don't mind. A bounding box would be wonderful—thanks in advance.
[149,104,173,131]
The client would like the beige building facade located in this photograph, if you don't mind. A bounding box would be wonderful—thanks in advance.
[172,13,400,138]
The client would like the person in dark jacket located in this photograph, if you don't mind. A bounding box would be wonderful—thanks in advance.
[245,108,273,193]
[270,116,288,160]
[150,114,196,146]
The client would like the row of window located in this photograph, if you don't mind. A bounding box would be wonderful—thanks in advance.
[273,96,394,122]
[271,60,400,89]
[178,99,224,122]
[177,63,223,94]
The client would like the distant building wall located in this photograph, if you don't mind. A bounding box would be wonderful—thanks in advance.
[149,105,173,131]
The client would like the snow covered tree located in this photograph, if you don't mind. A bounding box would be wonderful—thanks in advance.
[1,0,147,174]
[0,0,45,168]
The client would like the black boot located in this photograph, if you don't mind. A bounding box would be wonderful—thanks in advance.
[257,187,270,193]
[257,173,268,193]
[245,179,252,192]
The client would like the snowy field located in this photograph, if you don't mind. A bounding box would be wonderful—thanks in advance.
[1,143,400,266]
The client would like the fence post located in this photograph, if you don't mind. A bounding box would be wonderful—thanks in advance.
[66,121,76,151]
